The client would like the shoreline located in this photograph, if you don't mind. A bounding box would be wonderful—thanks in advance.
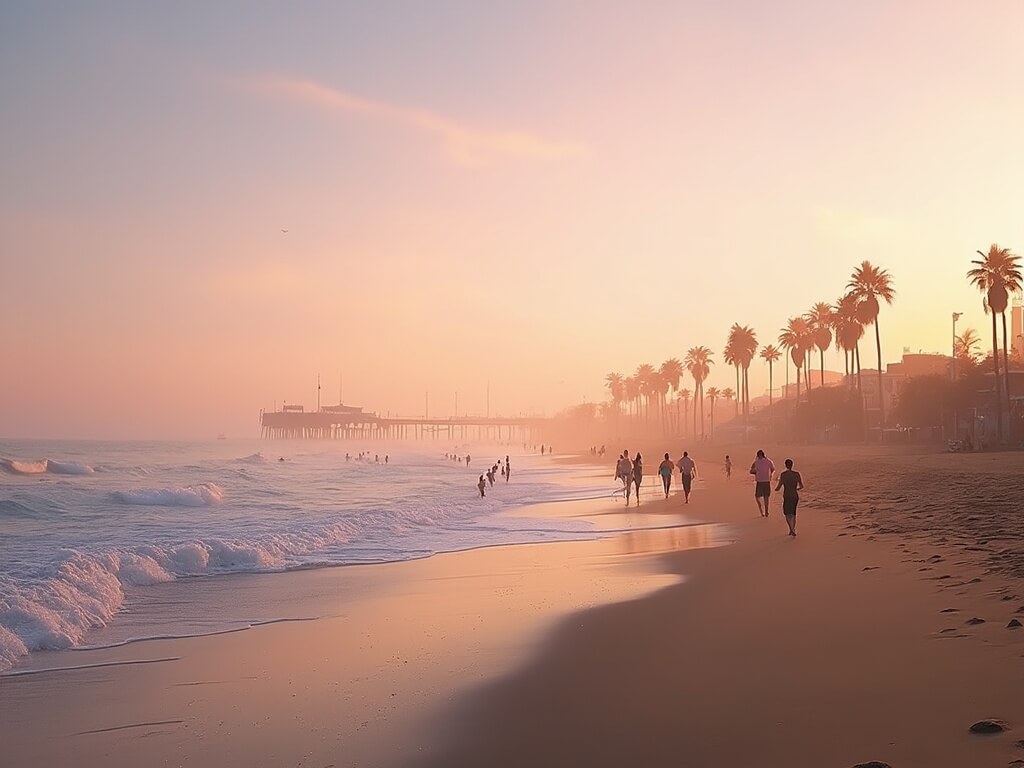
[2,448,1022,767]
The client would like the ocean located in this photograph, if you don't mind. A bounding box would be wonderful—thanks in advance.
[0,439,624,673]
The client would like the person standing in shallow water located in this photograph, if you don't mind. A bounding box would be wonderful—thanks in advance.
[750,449,776,517]
[631,453,643,506]
[505,456,511,482]
[775,458,804,536]
[658,453,675,498]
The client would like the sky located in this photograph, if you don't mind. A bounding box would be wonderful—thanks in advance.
[1,0,1023,439]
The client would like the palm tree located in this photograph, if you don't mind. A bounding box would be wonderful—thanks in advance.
[806,302,834,387]
[779,318,811,402]
[759,344,781,431]
[650,370,670,434]
[678,388,692,436]
[954,328,981,364]
[848,261,896,427]
[624,375,640,425]
[660,358,684,433]
[833,293,864,388]
[721,387,736,419]
[705,387,720,438]
[635,364,655,424]
[728,324,758,419]
[723,340,741,418]
[685,346,714,438]
[605,373,625,419]
[968,245,1023,441]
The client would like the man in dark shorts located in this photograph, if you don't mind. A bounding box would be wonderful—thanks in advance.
[775,458,804,536]
[750,449,776,517]
[677,451,696,504]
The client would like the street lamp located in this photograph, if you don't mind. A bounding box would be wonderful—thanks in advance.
[951,312,962,381]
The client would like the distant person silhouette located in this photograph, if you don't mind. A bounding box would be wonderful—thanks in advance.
[775,458,804,536]
[677,451,696,503]
[750,449,776,517]
[616,451,633,504]
[505,456,511,482]
[724,455,732,479]
[478,475,486,497]
[631,453,643,505]
[658,453,675,498]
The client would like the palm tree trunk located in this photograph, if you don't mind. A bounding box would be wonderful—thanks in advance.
[734,365,740,417]
[699,384,705,438]
[785,355,790,398]
[820,349,825,387]
[991,310,1003,443]
[796,366,801,402]
[855,344,865,441]
[768,361,774,436]
[746,366,751,417]
[875,319,885,427]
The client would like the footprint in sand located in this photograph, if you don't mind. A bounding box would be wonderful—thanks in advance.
[969,718,1008,734]
[862,566,880,571]
[850,762,893,768]
[940,608,959,613]
[1008,619,1023,629]
[965,617,986,625]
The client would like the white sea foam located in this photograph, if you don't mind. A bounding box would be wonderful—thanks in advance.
[0,442,614,671]
[111,483,225,507]
[1,457,95,475]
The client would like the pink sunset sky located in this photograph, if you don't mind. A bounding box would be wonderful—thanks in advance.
[1,1,1022,439]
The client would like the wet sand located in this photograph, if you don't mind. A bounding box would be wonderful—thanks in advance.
[2,448,1022,767]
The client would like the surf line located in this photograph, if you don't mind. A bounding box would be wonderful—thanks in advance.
[0,656,180,678]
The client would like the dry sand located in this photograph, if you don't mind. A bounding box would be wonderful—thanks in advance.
[2,447,1022,768]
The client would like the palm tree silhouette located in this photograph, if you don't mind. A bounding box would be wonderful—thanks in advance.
[685,346,714,439]
[721,387,736,420]
[605,373,625,421]
[847,261,896,428]
[624,375,640,427]
[660,358,684,433]
[968,245,1023,441]
[806,302,834,387]
[779,317,811,403]
[705,386,720,438]
[833,294,864,388]
[723,339,741,419]
[677,388,692,436]
[759,344,781,433]
[954,328,981,364]
[635,363,655,425]
[727,324,758,421]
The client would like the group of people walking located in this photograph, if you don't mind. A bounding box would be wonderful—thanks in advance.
[477,455,511,497]
[614,449,700,506]
[612,447,805,536]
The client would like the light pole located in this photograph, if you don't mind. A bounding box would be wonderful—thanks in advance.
[952,312,962,443]
[951,312,962,381]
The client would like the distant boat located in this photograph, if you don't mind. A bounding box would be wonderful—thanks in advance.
[216,433,227,440]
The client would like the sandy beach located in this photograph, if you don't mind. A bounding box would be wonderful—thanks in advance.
[2,447,1022,768]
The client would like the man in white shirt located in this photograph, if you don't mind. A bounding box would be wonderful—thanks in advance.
[750,449,776,517]
[677,451,697,504]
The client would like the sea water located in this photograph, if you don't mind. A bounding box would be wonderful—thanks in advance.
[0,439,620,672]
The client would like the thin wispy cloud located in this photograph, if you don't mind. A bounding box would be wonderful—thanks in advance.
[245,75,586,167]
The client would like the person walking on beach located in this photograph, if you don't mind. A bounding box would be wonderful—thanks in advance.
[505,456,511,482]
[615,451,633,504]
[631,453,643,506]
[477,475,486,497]
[724,455,732,479]
[677,451,696,504]
[750,449,776,517]
[775,458,804,537]
[658,453,675,498]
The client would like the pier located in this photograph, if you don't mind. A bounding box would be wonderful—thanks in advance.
[260,404,549,442]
